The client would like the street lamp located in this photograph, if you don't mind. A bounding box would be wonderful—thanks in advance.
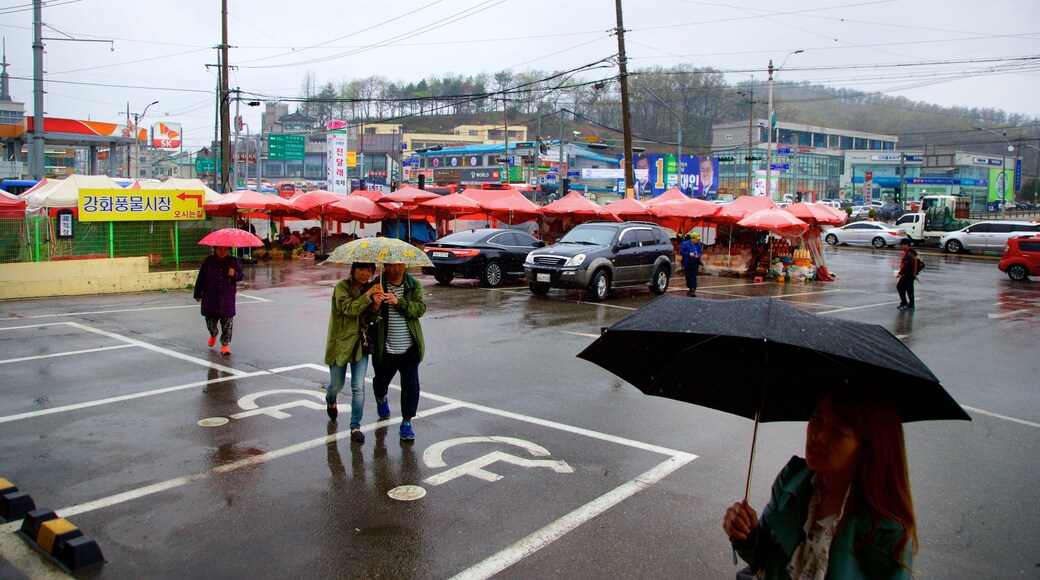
[632,79,682,165]
[127,100,159,179]
[974,127,1015,205]
[766,50,802,201]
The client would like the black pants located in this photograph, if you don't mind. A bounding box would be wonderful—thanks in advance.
[684,262,700,290]
[897,276,915,307]
[372,345,421,421]
[205,316,234,345]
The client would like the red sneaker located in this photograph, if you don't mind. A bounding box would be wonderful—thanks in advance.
[220,345,230,355]
[207,335,217,347]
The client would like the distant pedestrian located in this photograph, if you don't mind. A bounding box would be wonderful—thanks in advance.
[324,262,383,443]
[679,232,704,297]
[896,238,921,311]
[194,246,243,355]
[371,262,427,441]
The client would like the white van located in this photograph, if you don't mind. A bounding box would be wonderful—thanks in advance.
[939,220,1040,254]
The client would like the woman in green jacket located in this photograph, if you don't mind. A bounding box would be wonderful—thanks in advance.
[724,388,916,579]
[324,262,382,443]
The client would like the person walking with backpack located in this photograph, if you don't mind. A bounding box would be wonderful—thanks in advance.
[896,238,922,311]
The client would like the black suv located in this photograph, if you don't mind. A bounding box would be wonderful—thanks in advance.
[523,221,674,300]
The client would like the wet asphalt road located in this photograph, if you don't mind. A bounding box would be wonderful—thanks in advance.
[0,245,1038,579]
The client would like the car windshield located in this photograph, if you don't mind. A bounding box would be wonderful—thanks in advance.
[434,230,491,245]
[560,226,616,246]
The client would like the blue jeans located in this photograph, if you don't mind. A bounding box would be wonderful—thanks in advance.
[327,356,369,430]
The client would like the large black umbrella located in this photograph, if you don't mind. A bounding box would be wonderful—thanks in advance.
[577,295,970,497]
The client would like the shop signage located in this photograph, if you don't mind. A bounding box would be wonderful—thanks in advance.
[56,209,74,239]
[461,168,500,182]
[78,188,206,221]
[776,147,791,155]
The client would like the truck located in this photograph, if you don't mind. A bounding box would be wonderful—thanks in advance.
[895,194,971,245]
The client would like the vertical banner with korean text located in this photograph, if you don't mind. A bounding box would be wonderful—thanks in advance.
[327,129,348,194]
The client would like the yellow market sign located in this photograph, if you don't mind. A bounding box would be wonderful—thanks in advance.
[78,189,207,221]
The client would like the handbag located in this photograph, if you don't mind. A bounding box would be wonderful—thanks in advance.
[359,310,379,355]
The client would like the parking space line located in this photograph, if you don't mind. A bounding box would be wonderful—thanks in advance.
[18,294,271,319]
[0,343,135,365]
[815,300,903,314]
[55,402,463,519]
[0,370,271,425]
[962,405,1040,429]
[65,321,248,376]
[451,455,695,580]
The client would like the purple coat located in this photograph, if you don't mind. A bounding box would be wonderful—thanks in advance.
[193,254,244,318]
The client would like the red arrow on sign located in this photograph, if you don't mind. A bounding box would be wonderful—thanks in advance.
[177,192,204,207]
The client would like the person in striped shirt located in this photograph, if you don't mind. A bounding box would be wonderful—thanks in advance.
[371,262,427,441]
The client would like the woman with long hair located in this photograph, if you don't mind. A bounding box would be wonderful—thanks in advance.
[723,387,916,579]
[324,262,382,443]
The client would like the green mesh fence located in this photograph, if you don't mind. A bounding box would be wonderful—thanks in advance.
[0,216,235,266]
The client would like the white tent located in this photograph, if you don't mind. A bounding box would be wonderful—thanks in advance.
[134,178,223,203]
[21,175,127,208]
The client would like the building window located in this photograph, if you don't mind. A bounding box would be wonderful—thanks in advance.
[469,130,478,136]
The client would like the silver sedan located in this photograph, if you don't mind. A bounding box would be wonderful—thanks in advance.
[823,221,905,248]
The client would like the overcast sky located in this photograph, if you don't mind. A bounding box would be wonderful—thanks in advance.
[1,0,1038,149]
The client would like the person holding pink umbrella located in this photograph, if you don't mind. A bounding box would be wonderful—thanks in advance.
[194,227,262,355]
[193,246,243,355]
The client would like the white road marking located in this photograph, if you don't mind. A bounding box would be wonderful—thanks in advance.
[0,343,134,365]
[962,405,1040,429]
[449,455,695,580]
[424,436,552,468]
[0,371,270,425]
[561,331,601,339]
[65,321,247,375]
[815,300,904,314]
[55,402,463,519]
[17,294,271,319]
[987,309,1031,319]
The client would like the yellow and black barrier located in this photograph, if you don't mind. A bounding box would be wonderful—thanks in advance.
[19,508,105,572]
[0,477,36,522]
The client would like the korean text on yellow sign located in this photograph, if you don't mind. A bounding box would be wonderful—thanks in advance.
[78,189,207,222]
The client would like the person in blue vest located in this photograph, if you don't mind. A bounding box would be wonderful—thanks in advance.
[723,388,916,579]
[679,232,704,297]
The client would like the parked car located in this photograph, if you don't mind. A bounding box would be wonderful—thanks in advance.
[823,221,906,248]
[938,220,1040,254]
[848,205,873,220]
[523,221,674,301]
[878,202,904,222]
[422,228,543,288]
[998,235,1040,281]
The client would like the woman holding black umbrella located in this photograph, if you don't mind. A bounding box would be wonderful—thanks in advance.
[723,388,916,579]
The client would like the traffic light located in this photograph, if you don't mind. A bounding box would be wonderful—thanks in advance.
[893,186,902,202]
[744,155,762,161]
[417,174,426,190]
[561,178,571,195]
[717,156,735,162]
[795,191,803,203]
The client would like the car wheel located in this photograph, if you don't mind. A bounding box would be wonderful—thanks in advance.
[649,265,669,295]
[944,239,963,254]
[433,270,454,285]
[479,260,503,288]
[824,233,838,245]
[528,281,550,296]
[871,236,886,249]
[1007,264,1029,281]
[587,269,611,301]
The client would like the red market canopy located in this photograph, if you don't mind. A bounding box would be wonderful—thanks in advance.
[540,191,602,218]
[647,197,721,233]
[600,197,652,222]
[349,188,384,201]
[0,189,26,218]
[461,188,541,224]
[737,207,809,238]
[289,189,347,217]
[715,195,779,224]
[379,186,439,207]
[416,192,485,220]
[783,202,846,226]
[324,195,393,223]
[203,189,295,217]
[644,187,690,206]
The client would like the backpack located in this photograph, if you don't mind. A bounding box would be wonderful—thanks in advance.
[917,257,926,271]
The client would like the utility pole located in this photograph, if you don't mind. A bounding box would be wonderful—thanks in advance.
[219,0,231,192]
[765,50,802,202]
[739,89,757,197]
[614,0,635,199]
[30,0,44,179]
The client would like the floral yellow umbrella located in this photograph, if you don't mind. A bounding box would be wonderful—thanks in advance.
[322,236,433,267]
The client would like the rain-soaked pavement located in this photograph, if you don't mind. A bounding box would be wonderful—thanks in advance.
[0,245,1038,578]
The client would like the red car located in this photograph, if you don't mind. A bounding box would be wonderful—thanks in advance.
[998,235,1040,281]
